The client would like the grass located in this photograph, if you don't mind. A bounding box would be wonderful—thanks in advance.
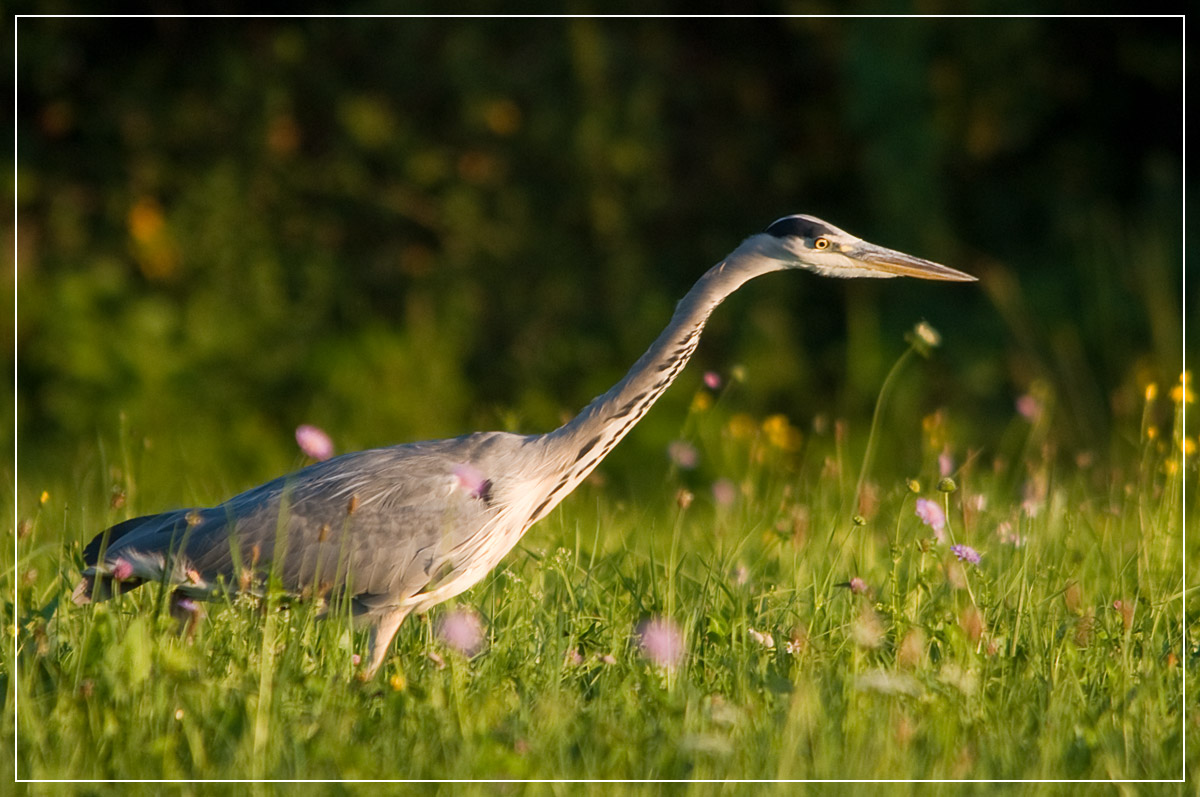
[4,350,1192,791]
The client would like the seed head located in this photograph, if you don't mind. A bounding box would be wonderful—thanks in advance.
[851,607,885,649]
[748,628,775,649]
[913,321,941,348]
[675,488,694,510]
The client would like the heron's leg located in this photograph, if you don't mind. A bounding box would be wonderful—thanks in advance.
[169,589,205,642]
[362,606,411,679]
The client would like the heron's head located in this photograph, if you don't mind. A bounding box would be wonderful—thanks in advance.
[749,214,976,282]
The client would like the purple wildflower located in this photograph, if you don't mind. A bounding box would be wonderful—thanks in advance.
[667,440,699,469]
[703,371,722,390]
[174,595,200,613]
[938,448,955,478]
[915,498,946,541]
[848,577,868,595]
[996,520,1026,547]
[637,617,686,671]
[296,424,334,461]
[437,608,486,656]
[1020,479,1044,518]
[711,478,737,507]
[951,544,981,565]
[1016,394,1041,422]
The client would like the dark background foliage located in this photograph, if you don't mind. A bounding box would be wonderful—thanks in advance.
[13,16,1183,498]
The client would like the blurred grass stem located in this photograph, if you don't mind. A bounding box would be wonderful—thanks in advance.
[853,343,919,516]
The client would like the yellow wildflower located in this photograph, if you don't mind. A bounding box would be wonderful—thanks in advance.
[762,414,802,451]
[128,198,165,243]
[127,197,178,279]
[690,391,713,412]
[922,410,947,449]
[1171,372,1194,404]
[482,98,522,136]
[728,413,758,440]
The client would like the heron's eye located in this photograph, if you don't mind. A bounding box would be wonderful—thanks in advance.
[813,237,831,250]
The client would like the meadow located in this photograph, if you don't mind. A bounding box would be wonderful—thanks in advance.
[6,341,1190,791]
[10,16,1187,794]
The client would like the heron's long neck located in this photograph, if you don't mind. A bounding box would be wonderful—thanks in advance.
[523,249,782,523]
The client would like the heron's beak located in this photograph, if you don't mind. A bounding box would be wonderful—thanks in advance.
[847,242,977,282]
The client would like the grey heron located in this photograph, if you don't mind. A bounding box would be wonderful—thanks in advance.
[73,214,975,678]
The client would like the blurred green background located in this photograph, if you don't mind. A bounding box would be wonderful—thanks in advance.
[13,16,1183,506]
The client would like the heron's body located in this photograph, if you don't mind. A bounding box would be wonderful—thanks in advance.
[75,214,974,677]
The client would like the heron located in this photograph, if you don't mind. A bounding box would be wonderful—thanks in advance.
[73,214,975,678]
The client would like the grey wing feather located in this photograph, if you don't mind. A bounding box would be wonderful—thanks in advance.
[76,431,530,612]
